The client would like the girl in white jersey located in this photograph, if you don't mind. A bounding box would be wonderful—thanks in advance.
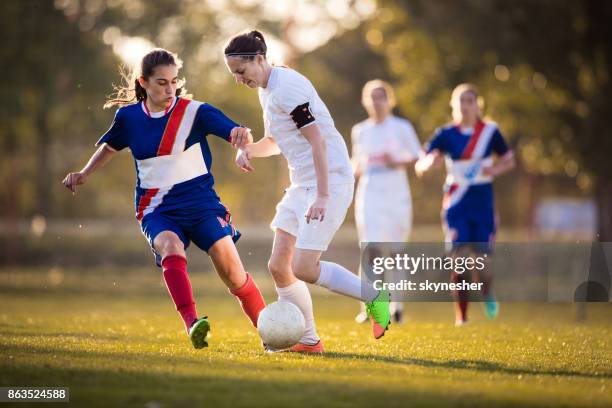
[224,30,391,352]
[352,80,422,325]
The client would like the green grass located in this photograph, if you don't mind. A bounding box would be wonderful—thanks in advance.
[0,267,610,408]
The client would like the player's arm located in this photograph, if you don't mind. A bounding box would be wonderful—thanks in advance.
[483,150,515,177]
[380,152,419,169]
[352,156,362,178]
[228,126,253,149]
[235,135,280,172]
[386,129,423,169]
[300,123,329,223]
[200,103,252,149]
[62,143,117,194]
[483,128,515,178]
[415,149,443,177]
[244,135,281,157]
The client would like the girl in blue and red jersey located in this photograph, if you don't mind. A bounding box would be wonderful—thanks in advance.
[62,49,265,349]
[416,83,515,326]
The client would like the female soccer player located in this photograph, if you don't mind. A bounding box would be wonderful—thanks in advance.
[224,30,391,353]
[351,80,422,325]
[62,48,266,349]
[415,83,515,326]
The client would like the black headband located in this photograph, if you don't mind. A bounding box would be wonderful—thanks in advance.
[225,51,265,57]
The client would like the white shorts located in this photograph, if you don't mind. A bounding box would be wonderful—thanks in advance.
[271,183,354,251]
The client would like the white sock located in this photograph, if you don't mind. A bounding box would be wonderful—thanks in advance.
[276,280,320,345]
[316,261,379,302]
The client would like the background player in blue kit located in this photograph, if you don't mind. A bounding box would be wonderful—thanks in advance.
[62,49,266,349]
[416,83,515,326]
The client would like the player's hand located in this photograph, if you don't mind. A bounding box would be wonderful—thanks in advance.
[230,127,253,149]
[380,152,396,167]
[62,171,87,194]
[235,148,254,172]
[482,166,496,178]
[305,195,328,223]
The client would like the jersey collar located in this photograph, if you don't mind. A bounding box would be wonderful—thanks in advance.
[141,97,177,118]
[266,67,279,90]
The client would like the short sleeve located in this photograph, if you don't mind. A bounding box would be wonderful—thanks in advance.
[199,103,240,142]
[96,108,129,151]
[274,76,315,129]
[491,128,509,156]
[425,128,446,154]
[399,121,423,160]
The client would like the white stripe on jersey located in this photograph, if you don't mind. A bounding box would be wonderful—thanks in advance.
[471,122,497,159]
[171,101,202,155]
[136,143,208,189]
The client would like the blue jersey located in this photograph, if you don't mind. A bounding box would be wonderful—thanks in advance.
[425,120,508,212]
[96,97,238,220]
[426,120,509,252]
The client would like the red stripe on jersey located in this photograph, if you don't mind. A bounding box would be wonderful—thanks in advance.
[157,98,190,156]
[143,101,151,117]
[136,188,160,221]
[459,120,485,159]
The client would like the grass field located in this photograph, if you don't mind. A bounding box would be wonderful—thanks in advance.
[1,267,610,408]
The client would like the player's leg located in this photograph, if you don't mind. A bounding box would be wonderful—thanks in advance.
[207,236,266,328]
[472,211,498,319]
[292,248,390,339]
[354,187,386,324]
[142,215,198,330]
[444,210,471,326]
[190,213,266,329]
[355,245,382,324]
[294,183,390,338]
[268,187,322,350]
[143,215,209,349]
[388,202,412,324]
[268,228,322,349]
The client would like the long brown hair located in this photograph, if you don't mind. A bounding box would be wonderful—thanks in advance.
[104,48,186,109]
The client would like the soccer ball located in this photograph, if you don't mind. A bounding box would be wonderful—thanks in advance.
[257,301,305,349]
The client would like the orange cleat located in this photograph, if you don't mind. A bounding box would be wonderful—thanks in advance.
[288,340,325,354]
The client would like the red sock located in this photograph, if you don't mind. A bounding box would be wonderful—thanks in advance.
[451,271,469,322]
[229,272,266,327]
[162,255,198,332]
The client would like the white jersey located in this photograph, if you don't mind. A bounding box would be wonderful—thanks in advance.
[351,115,422,242]
[352,115,421,177]
[258,67,354,187]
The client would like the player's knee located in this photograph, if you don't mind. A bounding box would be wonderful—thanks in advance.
[268,257,290,280]
[291,257,317,284]
[157,237,185,258]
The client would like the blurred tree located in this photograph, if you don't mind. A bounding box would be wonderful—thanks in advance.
[0,1,118,218]
[369,0,612,239]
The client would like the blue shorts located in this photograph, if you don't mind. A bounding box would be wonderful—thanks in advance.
[140,208,241,267]
[444,207,496,254]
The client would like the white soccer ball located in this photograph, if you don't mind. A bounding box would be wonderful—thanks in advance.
[257,301,305,350]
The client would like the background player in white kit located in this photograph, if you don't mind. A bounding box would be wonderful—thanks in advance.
[351,80,422,324]
[224,31,391,352]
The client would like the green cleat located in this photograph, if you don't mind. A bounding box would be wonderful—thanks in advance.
[483,295,499,320]
[365,290,391,339]
[189,317,210,349]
